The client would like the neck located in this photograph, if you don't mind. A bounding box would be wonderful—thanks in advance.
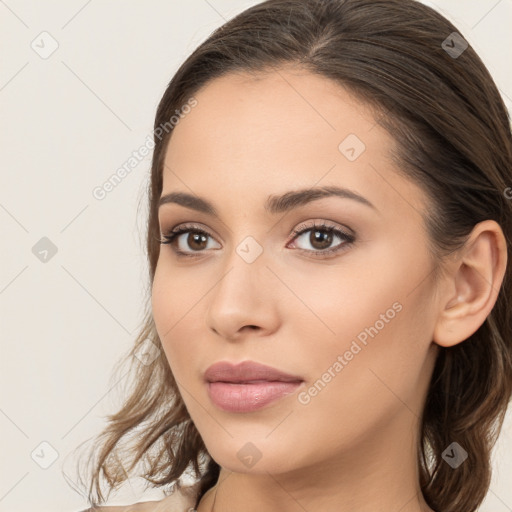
[196,409,435,512]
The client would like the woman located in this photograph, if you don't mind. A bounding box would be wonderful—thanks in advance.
[76,0,512,511]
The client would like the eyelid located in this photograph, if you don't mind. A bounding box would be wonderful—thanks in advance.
[159,223,220,247]
[159,219,356,258]
[290,219,354,238]
[286,220,355,257]
[161,222,219,242]
[160,219,351,241]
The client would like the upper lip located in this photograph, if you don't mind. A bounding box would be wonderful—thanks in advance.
[204,360,303,383]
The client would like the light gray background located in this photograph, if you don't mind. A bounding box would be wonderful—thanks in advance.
[1,1,511,511]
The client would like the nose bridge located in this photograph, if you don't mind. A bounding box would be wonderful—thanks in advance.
[213,235,267,305]
[206,234,275,335]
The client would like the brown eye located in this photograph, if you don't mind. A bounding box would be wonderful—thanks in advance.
[159,224,221,257]
[290,221,356,257]
[187,232,209,251]
[308,229,334,250]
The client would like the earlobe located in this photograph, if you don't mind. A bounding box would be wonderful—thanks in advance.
[433,220,508,348]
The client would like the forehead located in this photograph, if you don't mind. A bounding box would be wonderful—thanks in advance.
[167,67,379,159]
[161,68,427,220]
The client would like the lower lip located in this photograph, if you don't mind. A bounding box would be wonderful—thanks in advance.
[207,380,303,412]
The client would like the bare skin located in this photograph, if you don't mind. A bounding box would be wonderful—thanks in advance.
[149,65,507,512]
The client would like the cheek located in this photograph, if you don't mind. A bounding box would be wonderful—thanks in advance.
[287,287,435,461]
[151,261,209,381]
[283,236,429,345]
[286,236,436,396]
[151,264,183,363]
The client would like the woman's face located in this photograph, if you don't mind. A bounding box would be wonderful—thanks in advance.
[152,67,441,476]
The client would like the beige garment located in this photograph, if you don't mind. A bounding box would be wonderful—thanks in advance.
[80,482,200,512]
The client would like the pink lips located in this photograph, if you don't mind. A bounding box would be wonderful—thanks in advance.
[204,360,304,413]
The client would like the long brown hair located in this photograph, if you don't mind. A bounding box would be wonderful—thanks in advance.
[75,1,512,510]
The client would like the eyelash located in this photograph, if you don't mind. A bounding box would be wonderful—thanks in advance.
[158,221,356,259]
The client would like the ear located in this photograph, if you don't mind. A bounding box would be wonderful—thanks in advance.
[433,220,508,347]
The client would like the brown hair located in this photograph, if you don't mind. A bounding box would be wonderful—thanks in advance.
[75,1,512,510]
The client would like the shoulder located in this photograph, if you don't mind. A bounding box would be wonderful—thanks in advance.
[78,503,160,512]
[79,499,186,511]
[78,485,199,511]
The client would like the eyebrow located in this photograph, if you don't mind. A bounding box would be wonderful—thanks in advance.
[158,185,377,216]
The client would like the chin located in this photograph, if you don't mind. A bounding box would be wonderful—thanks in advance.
[204,438,301,476]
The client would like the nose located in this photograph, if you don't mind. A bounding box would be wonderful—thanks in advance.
[205,246,280,341]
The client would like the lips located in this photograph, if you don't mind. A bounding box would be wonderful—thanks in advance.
[204,360,303,384]
[204,361,304,413]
